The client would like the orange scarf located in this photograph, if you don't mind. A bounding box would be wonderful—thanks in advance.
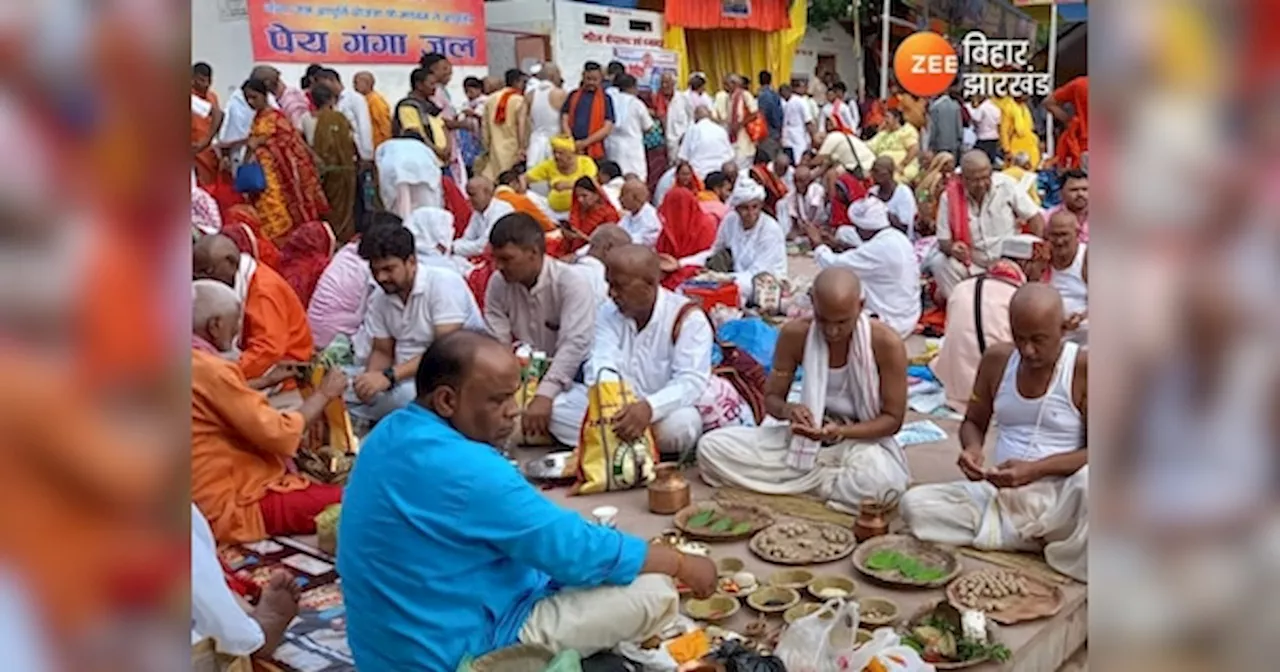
[567,88,607,159]
[496,188,558,233]
[494,87,518,125]
[944,177,971,246]
[828,99,854,135]
[728,90,746,141]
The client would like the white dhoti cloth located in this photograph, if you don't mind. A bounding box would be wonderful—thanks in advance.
[519,574,679,657]
[901,465,1089,582]
[698,425,910,512]
[926,255,980,301]
[549,384,704,456]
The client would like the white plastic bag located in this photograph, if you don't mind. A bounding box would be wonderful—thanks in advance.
[775,599,853,672]
[835,628,934,672]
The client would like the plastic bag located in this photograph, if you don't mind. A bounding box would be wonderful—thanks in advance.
[714,318,780,374]
[572,368,658,495]
[775,599,850,672]
[835,628,932,672]
[708,641,786,672]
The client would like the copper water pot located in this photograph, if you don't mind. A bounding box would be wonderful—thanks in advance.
[853,490,901,542]
[648,462,691,514]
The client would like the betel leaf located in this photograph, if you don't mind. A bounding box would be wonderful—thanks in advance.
[709,517,735,532]
[913,567,947,582]
[687,509,716,528]
[865,549,902,571]
[730,521,753,535]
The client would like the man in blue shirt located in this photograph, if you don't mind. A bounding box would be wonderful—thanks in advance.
[560,61,616,160]
[338,330,717,670]
[756,70,784,141]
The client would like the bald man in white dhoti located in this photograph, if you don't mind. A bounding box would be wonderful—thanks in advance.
[699,268,911,512]
[702,178,788,306]
[678,108,736,180]
[901,284,1088,582]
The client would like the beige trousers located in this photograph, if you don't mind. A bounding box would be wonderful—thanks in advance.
[926,255,980,301]
[518,574,680,656]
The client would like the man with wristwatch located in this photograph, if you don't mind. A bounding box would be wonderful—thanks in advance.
[351,221,485,423]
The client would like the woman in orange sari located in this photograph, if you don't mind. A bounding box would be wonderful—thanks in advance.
[239,78,329,243]
[565,176,619,253]
[656,186,717,289]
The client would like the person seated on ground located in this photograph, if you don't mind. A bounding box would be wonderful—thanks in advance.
[486,212,598,443]
[656,185,718,289]
[351,222,483,422]
[749,148,790,220]
[1046,168,1089,242]
[496,169,561,233]
[1001,150,1041,206]
[577,224,631,302]
[406,205,471,275]
[902,284,1088,582]
[193,233,313,380]
[454,176,517,258]
[677,106,734,180]
[702,177,788,306]
[868,155,918,239]
[376,129,444,219]
[699,268,910,511]
[307,216,382,353]
[564,175,621,251]
[192,504,299,661]
[823,164,870,233]
[866,109,921,181]
[618,178,662,248]
[809,198,922,340]
[525,135,599,217]
[930,149,1046,301]
[915,151,956,230]
[931,234,1049,413]
[597,159,626,210]
[785,164,827,236]
[719,159,742,189]
[550,245,714,458]
[338,331,717,670]
[700,171,733,223]
[191,280,348,543]
[769,149,796,224]
[1046,209,1087,342]
[815,120,877,178]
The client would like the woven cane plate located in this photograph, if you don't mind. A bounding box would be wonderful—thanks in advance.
[748,520,856,565]
[673,501,775,541]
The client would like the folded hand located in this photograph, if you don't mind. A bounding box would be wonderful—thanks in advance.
[612,401,653,442]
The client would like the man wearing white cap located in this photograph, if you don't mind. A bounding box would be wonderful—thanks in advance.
[701,177,788,306]
[677,107,736,180]
[808,198,921,339]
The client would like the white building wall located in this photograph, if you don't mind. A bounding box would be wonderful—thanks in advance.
[549,0,665,88]
[792,23,861,88]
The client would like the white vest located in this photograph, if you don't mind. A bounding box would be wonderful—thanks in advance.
[1050,243,1088,316]
[993,342,1083,464]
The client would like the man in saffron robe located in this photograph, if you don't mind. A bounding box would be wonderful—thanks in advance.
[482,68,529,181]
[191,62,224,187]
[1045,76,1088,171]
[561,61,616,160]
[191,279,348,544]
[354,71,392,149]
[193,234,314,380]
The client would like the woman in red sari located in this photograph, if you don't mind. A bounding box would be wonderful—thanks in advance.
[238,78,329,243]
[656,186,717,289]
[565,176,619,253]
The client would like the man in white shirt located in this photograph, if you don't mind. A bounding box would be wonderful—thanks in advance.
[678,107,736,179]
[618,179,663,248]
[314,69,376,164]
[786,164,827,234]
[454,176,516,258]
[780,83,816,162]
[577,224,631,302]
[192,504,298,659]
[550,245,713,458]
[351,222,484,421]
[821,80,859,136]
[868,156,919,238]
[605,74,655,181]
[708,178,789,305]
[809,198,921,339]
[665,73,714,161]
[967,96,1003,162]
[815,127,876,176]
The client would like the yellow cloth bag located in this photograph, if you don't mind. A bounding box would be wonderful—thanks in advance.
[296,362,359,483]
[511,374,556,447]
[572,369,658,495]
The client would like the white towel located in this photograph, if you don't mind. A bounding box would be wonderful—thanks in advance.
[785,312,881,470]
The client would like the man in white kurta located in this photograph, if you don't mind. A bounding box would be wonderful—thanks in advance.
[699,268,911,512]
[810,199,922,340]
[407,206,469,275]
[605,77,655,181]
[550,245,713,458]
[618,180,663,248]
[665,73,715,161]
[713,75,759,170]
[706,178,789,305]
[454,176,516,258]
[820,82,860,136]
[868,156,919,238]
[678,108,736,180]
[786,165,827,232]
[577,225,631,303]
[780,84,816,163]
[901,284,1088,582]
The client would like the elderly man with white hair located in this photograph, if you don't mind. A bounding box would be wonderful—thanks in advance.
[807,198,921,339]
[703,177,788,306]
[677,107,735,179]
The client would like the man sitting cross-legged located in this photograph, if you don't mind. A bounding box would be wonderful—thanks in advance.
[698,267,911,511]
[338,331,717,670]
[550,245,714,459]
[901,283,1088,582]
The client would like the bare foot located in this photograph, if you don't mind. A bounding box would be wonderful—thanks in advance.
[252,570,300,658]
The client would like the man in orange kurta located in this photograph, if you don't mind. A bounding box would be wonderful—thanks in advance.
[191,279,348,543]
[193,233,314,380]
[355,71,393,149]
[1046,75,1089,171]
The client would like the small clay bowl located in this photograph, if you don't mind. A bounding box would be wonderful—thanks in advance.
[829,627,875,648]
[683,594,740,622]
[717,556,746,577]
[858,596,900,627]
[767,569,815,589]
[857,628,873,645]
[783,602,833,624]
[807,575,857,601]
[747,586,801,613]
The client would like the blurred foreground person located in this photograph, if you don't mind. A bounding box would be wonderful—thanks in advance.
[339,331,716,669]
[190,280,348,543]
[700,268,910,511]
[902,284,1088,581]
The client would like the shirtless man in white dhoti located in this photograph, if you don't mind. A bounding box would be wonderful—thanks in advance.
[699,267,911,512]
[901,283,1088,582]
[550,245,713,458]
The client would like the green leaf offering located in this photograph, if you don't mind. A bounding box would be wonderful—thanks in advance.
[730,521,753,535]
[708,517,735,533]
[913,567,947,582]
[865,549,901,571]
[864,550,946,581]
[687,509,716,528]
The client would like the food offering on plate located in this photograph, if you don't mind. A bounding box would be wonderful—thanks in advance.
[717,571,758,596]
[806,575,857,601]
[674,502,775,540]
[650,528,688,547]
[676,540,711,556]
[716,556,746,577]
[683,594,741,622]
[749,521,856,565]
[901,601,1009,669]
[852,534,961,588]
[946,568,1065,624]
[745,586,801,613]
[857,596,901,627]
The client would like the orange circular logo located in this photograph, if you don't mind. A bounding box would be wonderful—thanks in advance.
[893,32,958,97]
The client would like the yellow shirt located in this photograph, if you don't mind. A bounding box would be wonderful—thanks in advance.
[525,156,598,212]
[396,105,450,167]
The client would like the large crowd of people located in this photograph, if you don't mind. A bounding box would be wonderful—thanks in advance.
[191,50,1089,669]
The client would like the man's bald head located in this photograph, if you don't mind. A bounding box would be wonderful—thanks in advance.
[192,279,242,351]
[1009,284,1066,370]
[416,330,520,446]
[587,224,631,261]
[250,65,280,90]
[466,175,497,210]
[959,149,994,200]
[539,63,561,85]
[694,106,713,121]
[605,244,662,320]
[193,234,242,287]
[619,178,649,214]
[811,267,862,344]
[721,160,739,183]
[353,71,375,94]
